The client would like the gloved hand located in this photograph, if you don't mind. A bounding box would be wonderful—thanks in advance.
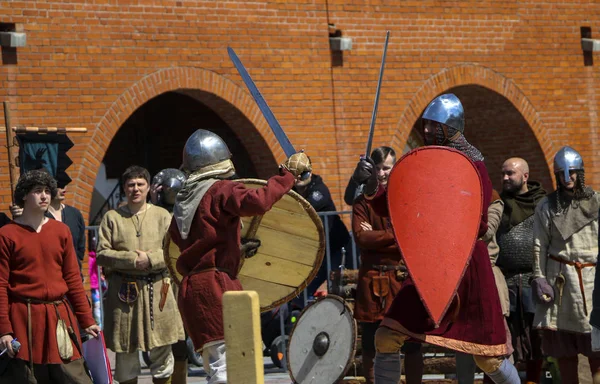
[281,152,312,179]
[240,238,261,258]
[352,157,378,196]
[531,277,554,304]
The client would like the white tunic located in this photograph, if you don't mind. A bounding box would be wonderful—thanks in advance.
[532,194,599,334]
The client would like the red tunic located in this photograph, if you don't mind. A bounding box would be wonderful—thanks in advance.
[0,220,95,364]
[370,161,508,356]
[169,171,295,350]
[352,196,403,322]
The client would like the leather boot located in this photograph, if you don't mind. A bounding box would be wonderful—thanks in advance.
[152,377,172,384]
[362,349,375,384]
[171,360,188,384]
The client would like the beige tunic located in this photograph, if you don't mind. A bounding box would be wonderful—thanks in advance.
[485,199,510,317]
[97,204,185,352]
[533,195,600,334]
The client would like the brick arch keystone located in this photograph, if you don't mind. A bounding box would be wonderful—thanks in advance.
[77,67,284,214]
[392,64,552,164]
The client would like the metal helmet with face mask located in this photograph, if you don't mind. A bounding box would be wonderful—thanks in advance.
[182,129,232,173]
[422,93,465,141]
[152,168,187,206]
[553,146,584,184]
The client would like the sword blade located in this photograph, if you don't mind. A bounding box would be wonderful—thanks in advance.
[227,47,296,157]
[365,31,390,157]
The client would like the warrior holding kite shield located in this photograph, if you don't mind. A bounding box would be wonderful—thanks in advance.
[353,93,520,384]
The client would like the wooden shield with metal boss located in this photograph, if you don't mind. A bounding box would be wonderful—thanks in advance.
[164,178,325,312]
[287,295,357,384]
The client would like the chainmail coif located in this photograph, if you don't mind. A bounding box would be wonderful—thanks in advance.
[549,170,594,215]
[435,124,484,162]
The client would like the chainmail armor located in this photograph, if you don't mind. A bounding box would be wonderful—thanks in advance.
[495,215,534,287]
[435,125,484,162]
[549,170,594,215]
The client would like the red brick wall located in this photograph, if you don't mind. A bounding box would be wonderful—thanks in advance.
[1,0,599,220]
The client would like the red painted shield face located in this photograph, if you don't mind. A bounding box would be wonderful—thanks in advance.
[387,146,483,326]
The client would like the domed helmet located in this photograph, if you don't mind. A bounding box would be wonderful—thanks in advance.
[553,146,584,184]
[182,129,234,178]
[422,93,465,134]
[152,168,187,206]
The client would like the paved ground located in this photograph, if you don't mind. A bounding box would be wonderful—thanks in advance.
[109,351,596,383]
[109,351,301,383]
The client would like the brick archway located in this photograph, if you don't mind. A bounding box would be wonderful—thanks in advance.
[77,67,283,214]
[392,64,552,164]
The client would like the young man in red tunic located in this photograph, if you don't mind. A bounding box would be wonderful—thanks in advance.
[0,170,100,383]
[168,129,310,384]
[352,94,519,384]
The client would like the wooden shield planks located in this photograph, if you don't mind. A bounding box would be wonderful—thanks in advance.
[287,295,357,384]
[164,178,325,312]
[237,179,325,311]
[387,146,483,326]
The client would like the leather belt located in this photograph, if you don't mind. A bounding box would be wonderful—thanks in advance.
[113,270,169,330]
[112,269,169,281]
[371,264,406,272]
[549,255,596,316]
[11,294,66,369]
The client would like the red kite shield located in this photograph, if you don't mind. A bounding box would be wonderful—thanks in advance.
[387,146,483,326]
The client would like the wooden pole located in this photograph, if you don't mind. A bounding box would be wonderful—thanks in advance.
[223,291,265,384]
[0,127,88,134]
[2,102,18,204]
[12,127,87,134]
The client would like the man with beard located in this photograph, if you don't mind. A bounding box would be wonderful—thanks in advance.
[352,93,519,384]
[532,146,600,382]
[495,157,546,383]
[352,146,423,384]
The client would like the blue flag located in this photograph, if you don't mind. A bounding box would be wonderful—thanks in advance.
[17,133,73,187]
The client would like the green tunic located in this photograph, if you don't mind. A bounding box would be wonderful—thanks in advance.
[97,204,185,352]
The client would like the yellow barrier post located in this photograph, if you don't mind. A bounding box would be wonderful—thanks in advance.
[223,291,265,384]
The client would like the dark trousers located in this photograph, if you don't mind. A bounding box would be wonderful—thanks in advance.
[0,358,92,384]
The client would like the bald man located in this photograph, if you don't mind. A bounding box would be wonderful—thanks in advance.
[496,157,547,382]
[501,158,530,195]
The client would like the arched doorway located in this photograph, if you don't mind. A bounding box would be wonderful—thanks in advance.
[90,91,277,224]
[103,91,258,180]
[78,67,289,225]
[407,85,553,193]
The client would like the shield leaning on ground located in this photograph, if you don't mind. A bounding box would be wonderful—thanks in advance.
[164,178,325,312]
[287,295,357,384]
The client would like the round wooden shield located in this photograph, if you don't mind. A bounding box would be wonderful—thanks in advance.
[287,295,357,384]
[387,146,483,327]
[164,178,325,312]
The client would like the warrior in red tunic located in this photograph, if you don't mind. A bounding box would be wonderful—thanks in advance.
[352,94,519,384]
[168,129,310,384]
